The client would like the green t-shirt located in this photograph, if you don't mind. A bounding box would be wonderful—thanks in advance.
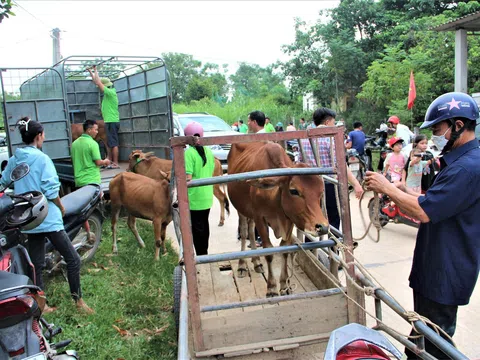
[102,87,120,123]
[239,124,248,133]
[185,146,215,210]
[71,134,102,187]
[264,123,276,133]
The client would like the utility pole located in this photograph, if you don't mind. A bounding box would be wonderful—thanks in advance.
[52,28,61,65]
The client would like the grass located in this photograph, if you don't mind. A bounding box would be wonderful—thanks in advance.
[43,218,179,360]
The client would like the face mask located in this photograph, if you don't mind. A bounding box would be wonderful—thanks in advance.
[431,126,451,152]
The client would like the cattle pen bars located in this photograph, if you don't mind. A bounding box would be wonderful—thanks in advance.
[169,127,466,360]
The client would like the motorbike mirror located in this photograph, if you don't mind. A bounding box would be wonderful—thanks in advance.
[10,163,30,182]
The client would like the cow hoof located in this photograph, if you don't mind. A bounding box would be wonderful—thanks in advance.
[280,288,291,296]
[266,291,279,298]
[237,268,248,278]
[218,222,224,227]
[254,264,264,273]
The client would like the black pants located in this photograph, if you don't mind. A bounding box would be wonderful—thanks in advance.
[325,182,340,230]
[190,209,210,256]
[28,230,82,301]
[405,291,458,359]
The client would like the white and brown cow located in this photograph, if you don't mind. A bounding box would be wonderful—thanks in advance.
[227,142,329,297]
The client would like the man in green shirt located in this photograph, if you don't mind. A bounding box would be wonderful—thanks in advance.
[71,120,111,188]
[239,119,248,134]
[264,117,276,133]
[88,66,120,169]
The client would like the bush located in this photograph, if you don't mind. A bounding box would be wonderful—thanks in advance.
[173,96,303,125]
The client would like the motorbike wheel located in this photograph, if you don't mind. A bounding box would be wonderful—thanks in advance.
[72,211,103,264]
[173,265,182,336]
[368,198,388,228]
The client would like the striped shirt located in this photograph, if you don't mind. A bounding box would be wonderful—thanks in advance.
[298,136,336,168]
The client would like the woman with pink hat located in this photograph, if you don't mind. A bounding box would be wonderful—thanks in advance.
[184,121,215,255]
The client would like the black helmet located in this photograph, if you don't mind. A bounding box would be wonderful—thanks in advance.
[421,92,479,129]
[6,191,48,231]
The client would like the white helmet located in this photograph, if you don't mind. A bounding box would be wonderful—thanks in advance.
[6,192,48,231]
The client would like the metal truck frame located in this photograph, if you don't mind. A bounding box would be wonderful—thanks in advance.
[0,55,174,195]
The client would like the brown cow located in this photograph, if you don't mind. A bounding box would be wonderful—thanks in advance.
[71,120,109,157]
[227,142,329,297]
[109,171,172,260]
[127,150,230,226]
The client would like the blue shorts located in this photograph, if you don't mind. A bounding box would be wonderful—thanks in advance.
[106,122,120,148]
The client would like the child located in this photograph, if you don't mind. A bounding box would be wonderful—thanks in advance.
[383,137,407,183]
[292,145,300,163]
[402,134,435,193]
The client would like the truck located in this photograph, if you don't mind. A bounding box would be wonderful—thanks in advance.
[0,55,174,197]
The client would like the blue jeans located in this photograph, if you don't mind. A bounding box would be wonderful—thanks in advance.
[405,291,458,359]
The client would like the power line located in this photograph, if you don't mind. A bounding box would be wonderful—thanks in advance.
[12,0,54,34]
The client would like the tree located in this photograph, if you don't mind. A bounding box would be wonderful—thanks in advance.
[200,63,228,101]
[230,63,288,101]
[0,0,15,23]
[281,0,480,130]
[185,76,214,102]
[161,52,201,103]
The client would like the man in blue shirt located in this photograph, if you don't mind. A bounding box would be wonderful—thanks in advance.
[346,121,366,156]
[364,92,480,359]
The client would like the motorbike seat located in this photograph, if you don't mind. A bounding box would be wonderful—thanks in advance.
[0,271,33,301]
[62,185,100,217]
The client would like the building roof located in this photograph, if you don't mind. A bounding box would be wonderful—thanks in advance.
[432,10,480,31]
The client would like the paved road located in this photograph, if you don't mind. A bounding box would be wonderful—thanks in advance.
[167,192,480,358]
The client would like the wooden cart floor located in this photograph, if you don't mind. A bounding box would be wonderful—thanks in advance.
[197,256,319,315]
[193,255,349,359]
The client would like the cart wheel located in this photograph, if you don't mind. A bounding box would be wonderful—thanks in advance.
[173,265,182,336]
[317,249,330,269]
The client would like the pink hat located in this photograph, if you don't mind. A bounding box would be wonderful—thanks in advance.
[184,121,204,137]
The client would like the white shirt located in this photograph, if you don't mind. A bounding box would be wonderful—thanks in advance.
[395,124,414,145]
[257,128,266,134]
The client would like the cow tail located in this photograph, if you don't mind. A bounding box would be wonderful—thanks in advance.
[224,196,230,216]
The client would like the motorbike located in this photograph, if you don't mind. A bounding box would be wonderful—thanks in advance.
[346,149,366,189]
[0,163,78,359]
[368,193,420,229]
[324,323,402,360]
[44,185,104,275]
[0,163,103,274]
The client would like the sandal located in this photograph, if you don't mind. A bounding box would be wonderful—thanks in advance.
[106,164,120,170]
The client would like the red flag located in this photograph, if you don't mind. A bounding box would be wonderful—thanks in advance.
[408,70,416,110]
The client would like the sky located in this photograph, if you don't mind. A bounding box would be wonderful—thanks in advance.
[0,0,340,73]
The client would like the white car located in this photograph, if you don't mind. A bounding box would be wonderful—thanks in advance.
[175,113,241,171]
[0,132,9,172]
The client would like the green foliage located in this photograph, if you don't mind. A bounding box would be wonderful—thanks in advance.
[0,0,15,23]
[185,76,214,102]
[281,0,480,134]
[173,96,302,125]
[161,52,202,103]
[230,63,289,101]
[45,219,178,360]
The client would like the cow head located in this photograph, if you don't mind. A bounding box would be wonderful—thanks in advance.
[127,150,156,172]
[248,163,329,236]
